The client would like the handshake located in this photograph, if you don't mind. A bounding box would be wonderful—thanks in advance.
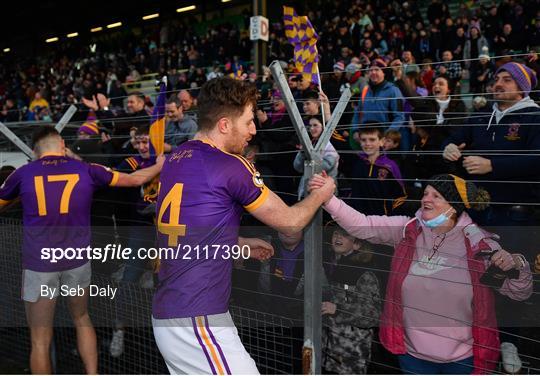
[308,171,336,204]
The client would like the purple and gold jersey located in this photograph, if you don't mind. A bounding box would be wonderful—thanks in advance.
[0,153,118,271]
[153,140,269,318]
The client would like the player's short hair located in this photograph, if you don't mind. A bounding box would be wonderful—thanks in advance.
[358,125,383,139]
[197,77,257,132]
[31,125,61,150]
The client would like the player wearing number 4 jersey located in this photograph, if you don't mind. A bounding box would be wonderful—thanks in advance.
[153,77,335,375]
[0,126,164,374]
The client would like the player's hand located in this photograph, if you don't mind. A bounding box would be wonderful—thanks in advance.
[463,156,492,175]
[82,95,99,111]
[308,173,327,192]
[238,237,274,261]
[443,143,466,161]
[490,250,518,271]
[321,302,337,315]
[310,171,335,203]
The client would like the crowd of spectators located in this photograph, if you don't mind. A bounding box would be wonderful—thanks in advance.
[2,0,540,374]
[0,0,539,125]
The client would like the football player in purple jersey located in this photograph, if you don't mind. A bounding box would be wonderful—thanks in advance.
[0,126,164,374]
[152,77,335,374]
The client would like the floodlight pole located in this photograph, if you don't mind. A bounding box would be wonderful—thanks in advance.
[253,0,267,75]
[269,60,351,374]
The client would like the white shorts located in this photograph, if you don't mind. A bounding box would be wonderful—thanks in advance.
[152,311,259,375]
[22,262,91,302]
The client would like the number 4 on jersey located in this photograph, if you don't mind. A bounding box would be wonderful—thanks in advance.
[157,183,187,246]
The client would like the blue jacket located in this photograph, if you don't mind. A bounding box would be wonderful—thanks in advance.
[443,98,540,203]
[351,80,405,132]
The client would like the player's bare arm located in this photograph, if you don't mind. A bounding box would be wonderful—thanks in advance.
[115,154,165,187]
[250,177,335,236]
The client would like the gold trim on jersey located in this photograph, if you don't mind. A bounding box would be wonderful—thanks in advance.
[109,171,120,186]
[40,152,65,158]
[198,138,259,178]
[0,198,12,205]
[244,185,269,212]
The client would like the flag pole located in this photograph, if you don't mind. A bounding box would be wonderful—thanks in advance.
[316,68,325,127]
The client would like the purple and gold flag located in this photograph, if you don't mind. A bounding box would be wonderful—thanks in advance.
[145,78,167,204]
[149,78,167,156]
[283,6,319,85]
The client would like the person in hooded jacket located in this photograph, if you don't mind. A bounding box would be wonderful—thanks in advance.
[443,62,540,229]
[443,61,540,373]
[350,59,406,150]
[322,224,381,375]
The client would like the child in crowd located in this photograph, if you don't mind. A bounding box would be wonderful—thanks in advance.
[349,126,407,215]
[109,125,158,357]
[382,129,401,153]
[382,129,402,169]
[257,230,328,374]
[294,116,339,200]
[322,223,381,374]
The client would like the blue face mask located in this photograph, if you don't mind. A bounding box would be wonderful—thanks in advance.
[422,208,453,229]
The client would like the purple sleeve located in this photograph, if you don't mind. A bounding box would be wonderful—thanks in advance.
[88,163,119,188]
[0,168,21,203]
[227,157,269,212]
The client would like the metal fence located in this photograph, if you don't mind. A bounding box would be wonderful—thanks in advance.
[0,217,298,374]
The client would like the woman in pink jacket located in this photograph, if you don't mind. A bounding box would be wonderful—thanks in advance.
[310,173,532,374]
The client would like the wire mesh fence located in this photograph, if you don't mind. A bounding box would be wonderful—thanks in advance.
[0,217,299,374]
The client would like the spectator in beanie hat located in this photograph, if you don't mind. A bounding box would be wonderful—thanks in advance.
[350,58,406,150]
[427,174,490,215]
[77,111,100,139]
[494,62,537,96]
[444,60,540,374]
[311,171,532,375]
[443,61,540,210]
[333,61,346,72]
[325,61,347,100]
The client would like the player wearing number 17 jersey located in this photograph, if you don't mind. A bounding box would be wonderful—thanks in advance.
[152,77,336,375]
[0,126,164,374]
